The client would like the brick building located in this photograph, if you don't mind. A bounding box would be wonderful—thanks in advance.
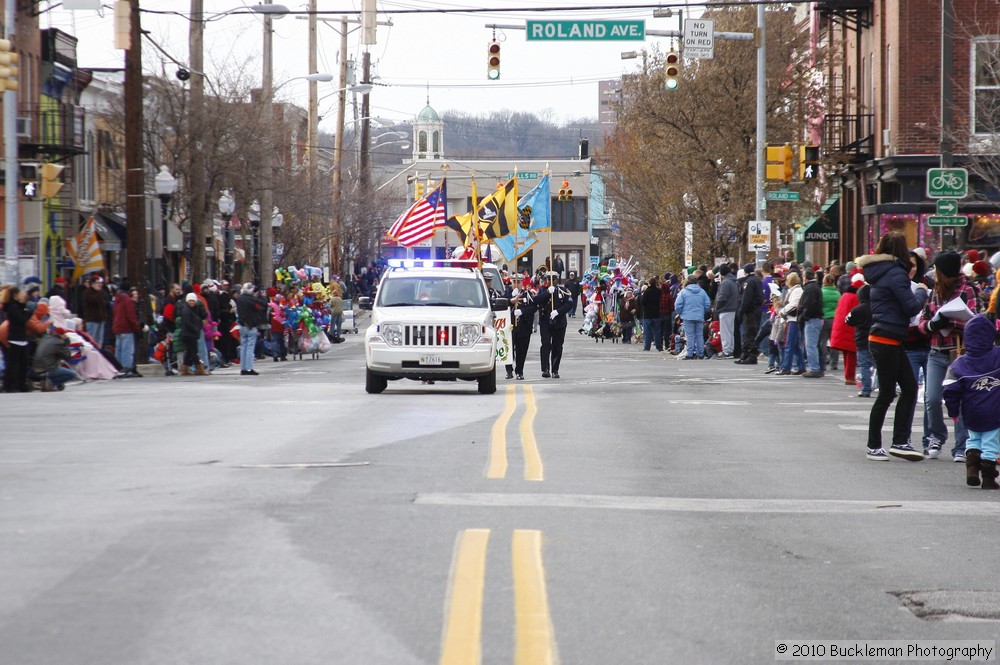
[821,0,1000,261]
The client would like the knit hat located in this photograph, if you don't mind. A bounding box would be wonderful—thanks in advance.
[185,293,197,303]
[973,260,990,277]
[966,249,981,263]
[267,287,278,298]
[743,263,755,275]
[912,247,927,261]
[933,251,961,278]
[991,251,1000,270]
[851,272,865,285]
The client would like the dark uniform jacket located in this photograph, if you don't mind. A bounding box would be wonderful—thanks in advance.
[535,286,574,329]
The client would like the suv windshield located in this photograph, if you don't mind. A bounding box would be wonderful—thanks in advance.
[377,276,487,308]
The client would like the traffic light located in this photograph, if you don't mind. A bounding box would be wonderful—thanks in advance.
[0,39,18,91]
[487,40,501,80]
[664,51,680,90]
[414,180,425,201]
[558,180,572,202]
[799,145,820,180]
[40,163,64,199]
[765,144,794,182]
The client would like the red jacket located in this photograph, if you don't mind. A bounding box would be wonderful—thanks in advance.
[829,288,858,352]
[111,291,141,334]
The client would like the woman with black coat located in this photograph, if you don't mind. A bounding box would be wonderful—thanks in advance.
[1,286,32,392]
[855,232,928,461]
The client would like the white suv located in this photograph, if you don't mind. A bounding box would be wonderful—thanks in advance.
[364,260,507,394]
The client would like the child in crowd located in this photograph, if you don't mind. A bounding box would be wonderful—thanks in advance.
[765,294,784,373]
[846,283,875,397]
[943,314,1000,489]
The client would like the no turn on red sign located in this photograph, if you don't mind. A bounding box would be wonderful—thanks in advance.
[684,19,715,59]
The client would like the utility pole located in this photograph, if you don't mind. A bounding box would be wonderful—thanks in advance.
[359,51,372,192]
[259,2,275,289]
[330,18,348,278]
[124,0,148,360]
[189,0,207,284]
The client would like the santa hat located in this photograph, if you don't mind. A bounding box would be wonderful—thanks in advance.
[851,272,866,286]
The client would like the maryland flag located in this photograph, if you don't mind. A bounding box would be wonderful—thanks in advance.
[445,212,474,246]
[478,178,518,239]
[65,216,105,282]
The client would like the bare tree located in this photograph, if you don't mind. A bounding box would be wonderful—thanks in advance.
[602,5,827,272]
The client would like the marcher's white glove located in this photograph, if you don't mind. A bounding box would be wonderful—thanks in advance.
[512,288,521,297]
[548,286,556,294]
[514,309,523,317]
[142,325,149,333]
[550,311,558,320]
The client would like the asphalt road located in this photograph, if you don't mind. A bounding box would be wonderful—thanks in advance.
[2,322,999,665]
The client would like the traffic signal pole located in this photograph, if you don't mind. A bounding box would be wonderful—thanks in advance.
[2,0,18,284]
[755,4,767,267]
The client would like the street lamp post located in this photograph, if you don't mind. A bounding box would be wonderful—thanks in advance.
[218,189,235,280]
[154,165,177,283]
[248,200,261,283]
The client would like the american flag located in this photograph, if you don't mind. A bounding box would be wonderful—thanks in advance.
[387,179,447,246]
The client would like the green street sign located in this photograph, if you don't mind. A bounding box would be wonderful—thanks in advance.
[927,168,968,198]
[927,215,969,227]
[526,20,645,41]
[936,199,959,215]
[507,171,539,180]
[766,190,800,202]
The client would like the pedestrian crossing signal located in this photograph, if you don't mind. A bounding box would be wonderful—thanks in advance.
[800,145,820,180]
[558,180,572,202]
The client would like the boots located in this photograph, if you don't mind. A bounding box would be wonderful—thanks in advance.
[195,363,209,376]
[979,457,999,490]
[965,448,982,487]
[180,366,192,376]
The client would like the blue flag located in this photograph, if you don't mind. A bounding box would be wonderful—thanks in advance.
[492,176,550,263]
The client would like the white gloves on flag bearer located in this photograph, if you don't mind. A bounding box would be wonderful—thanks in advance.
[514,309,523,317]
[550,311,558,320]
[548,286,555,294]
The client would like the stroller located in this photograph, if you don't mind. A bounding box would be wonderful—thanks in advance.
[153,332,178,376]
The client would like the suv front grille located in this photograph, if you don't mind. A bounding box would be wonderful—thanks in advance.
[404,324,459,347]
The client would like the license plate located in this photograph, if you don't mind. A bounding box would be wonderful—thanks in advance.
[419,354,442,366]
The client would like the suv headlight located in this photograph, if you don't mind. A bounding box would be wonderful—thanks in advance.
[381,323,403,346]
[458,323,482,347]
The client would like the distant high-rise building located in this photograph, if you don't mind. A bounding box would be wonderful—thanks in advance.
[598,79,622,126]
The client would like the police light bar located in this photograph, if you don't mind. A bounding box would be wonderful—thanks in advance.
[387,259,479,269]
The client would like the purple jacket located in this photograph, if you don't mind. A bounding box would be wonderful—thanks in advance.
[943,314,1000,432]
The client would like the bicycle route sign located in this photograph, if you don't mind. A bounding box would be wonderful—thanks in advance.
[927,167,968,198]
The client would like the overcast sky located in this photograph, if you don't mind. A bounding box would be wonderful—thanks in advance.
[42,1,689,132]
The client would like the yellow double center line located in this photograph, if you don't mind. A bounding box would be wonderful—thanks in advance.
[439,529,557,665]
[487,385,543,481]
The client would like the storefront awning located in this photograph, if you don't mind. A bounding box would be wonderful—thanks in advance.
[90,211,127,251]
[800,195,840,242]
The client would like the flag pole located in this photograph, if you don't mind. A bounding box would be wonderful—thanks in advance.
[470,172,481,268]
[440,163,450,255]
